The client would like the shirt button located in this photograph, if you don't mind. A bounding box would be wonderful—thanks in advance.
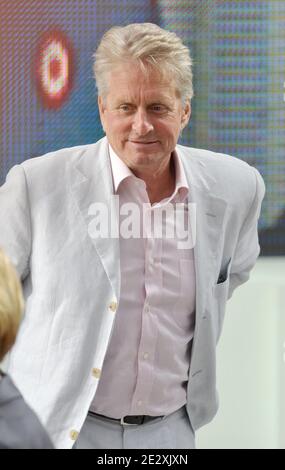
[92,368,101,379]
[143,352,149,360]
[70,430,79,441]
[108,301,117,312]
[137,400,143,407]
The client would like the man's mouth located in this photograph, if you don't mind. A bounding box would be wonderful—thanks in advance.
[129,140,158,144]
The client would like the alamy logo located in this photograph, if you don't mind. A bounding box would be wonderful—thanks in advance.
[87,196,196,249]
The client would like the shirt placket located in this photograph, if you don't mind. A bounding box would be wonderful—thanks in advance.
[129,202,162,415]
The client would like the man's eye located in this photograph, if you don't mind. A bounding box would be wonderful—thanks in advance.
[151,105,166,112]
[119,105,132,112]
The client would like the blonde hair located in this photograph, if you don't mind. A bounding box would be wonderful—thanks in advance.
[93,23,193,105]
[0,249,24,361]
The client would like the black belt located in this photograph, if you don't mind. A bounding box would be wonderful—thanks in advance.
[88,411,164,426]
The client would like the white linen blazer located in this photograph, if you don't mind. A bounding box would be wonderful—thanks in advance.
[0,137,265,448]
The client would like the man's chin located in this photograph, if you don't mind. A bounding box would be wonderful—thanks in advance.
[128,151,160,167]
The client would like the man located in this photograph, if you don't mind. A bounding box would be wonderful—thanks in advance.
[0,23,265,449]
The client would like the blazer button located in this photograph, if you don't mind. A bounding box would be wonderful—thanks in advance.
[70,430,79,441]
[92,368,101,379]
[108,301,117,312]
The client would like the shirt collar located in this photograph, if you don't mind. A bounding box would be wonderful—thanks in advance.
[108,144,189,202]
[172,147,189,203]
[108,145,136,193]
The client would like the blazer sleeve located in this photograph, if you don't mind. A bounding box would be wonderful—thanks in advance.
[0,165,32,280]
[228,167,265,299]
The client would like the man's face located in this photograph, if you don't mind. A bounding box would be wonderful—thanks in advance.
[98,63,191,173]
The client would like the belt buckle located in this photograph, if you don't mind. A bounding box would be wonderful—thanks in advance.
[120,416,142,426]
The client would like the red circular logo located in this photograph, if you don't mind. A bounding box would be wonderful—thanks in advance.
[35,29,75,110]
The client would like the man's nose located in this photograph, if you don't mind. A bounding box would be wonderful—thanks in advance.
[132,109,154,136]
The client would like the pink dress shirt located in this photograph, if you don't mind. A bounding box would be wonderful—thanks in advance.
[90,145,196,418]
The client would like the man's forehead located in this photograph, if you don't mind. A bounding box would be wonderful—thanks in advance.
[108,78,177,104]
[111,86,175,102]
[108,65,176,96]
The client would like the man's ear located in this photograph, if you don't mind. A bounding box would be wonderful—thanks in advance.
[181,100,191,129]
[98,95,106,131]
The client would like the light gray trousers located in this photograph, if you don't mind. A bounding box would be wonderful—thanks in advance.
[73,405,195,449]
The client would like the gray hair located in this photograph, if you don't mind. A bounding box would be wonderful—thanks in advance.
[93,23,193,104]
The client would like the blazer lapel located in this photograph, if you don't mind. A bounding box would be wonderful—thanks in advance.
[181,153,228,325]
[69,138,121,301]
[191,188,227,323]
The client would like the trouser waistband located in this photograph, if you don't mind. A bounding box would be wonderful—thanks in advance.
[88,410,165,426]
